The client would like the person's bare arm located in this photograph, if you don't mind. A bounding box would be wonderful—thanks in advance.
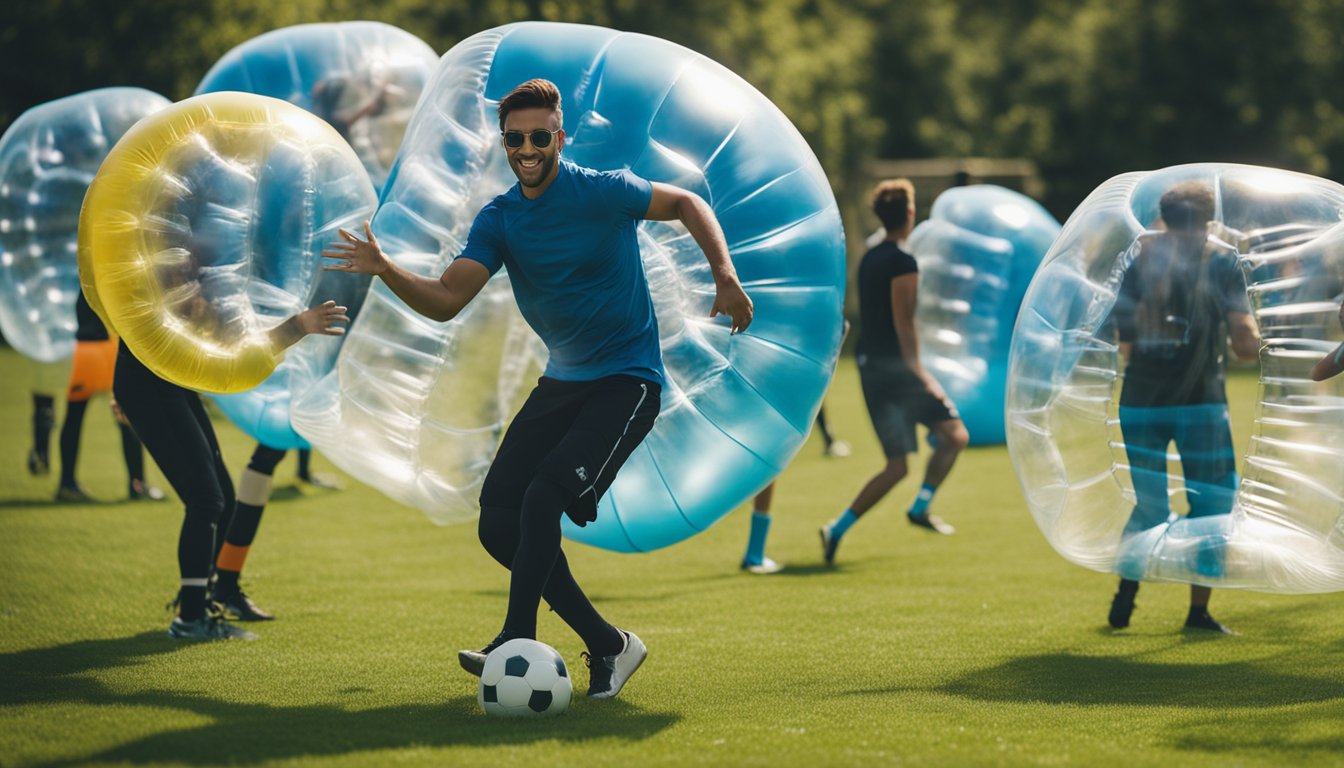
[890,274,946,400]
[645,182,752,334]
[322,221,490,322]
[1226,311,1261,361]
[1311,343,1344,381]
[267,300,349,353]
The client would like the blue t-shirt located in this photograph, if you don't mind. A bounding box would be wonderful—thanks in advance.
[458,160,663,385]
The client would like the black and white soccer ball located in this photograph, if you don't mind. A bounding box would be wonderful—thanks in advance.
[479,638,572,717]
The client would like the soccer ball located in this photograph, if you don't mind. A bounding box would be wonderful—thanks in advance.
[479,639,572,717]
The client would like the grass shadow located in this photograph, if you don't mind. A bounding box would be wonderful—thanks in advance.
[934,652,1344,708]
[2,633,678,766]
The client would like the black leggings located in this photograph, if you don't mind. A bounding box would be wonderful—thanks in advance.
[58,399,144,489]
[478,376,659,653]
[113,343,235,590]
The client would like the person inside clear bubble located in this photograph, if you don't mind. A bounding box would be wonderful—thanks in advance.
[1310,299,1344,381]
[1108,180,1261,635]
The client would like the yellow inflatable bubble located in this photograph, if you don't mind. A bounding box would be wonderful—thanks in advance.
[78,91,377,393]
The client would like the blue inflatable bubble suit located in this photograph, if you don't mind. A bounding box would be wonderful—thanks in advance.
[907,185,1060,445]
[195,21,439,191]
[0,88,169,362]
[293,22,847,552]
[1007,163,1344,593]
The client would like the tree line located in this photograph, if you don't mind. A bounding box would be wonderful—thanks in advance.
[5,0,1342,230]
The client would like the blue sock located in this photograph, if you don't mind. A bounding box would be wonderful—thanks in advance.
[908,483,936,517]
[829,508,858,540]
[744,511,771,565]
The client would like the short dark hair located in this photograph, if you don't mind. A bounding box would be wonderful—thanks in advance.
[1160,181,1215,232]
[871,179,915,231]
[497,79,562,131]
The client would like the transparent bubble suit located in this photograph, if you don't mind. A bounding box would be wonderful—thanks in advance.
[79,92,377,395]
[907,185,1060,445]
[292,22,846,552]
[1007,163,1344,592]
[0,88,169,362]
[195,21,439,191]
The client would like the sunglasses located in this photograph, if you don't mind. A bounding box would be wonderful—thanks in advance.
[502,129,560,149]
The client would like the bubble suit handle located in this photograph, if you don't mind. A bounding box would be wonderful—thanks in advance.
[907,185,1060,445]
[195,21,439,191]
[79,92,378,394]
[293,22,846,552]
[1007,163,1344,593]
[0,87,170,363]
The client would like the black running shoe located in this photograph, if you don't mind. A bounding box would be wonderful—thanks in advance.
[583,629,647,699]
[819,525,839,566]
[458,631,511,677]
[27,449,49,477]
[1108,591,1135,629]
[55,485,93,503]
[907,512,955,535]
[211,586,274,622]
[168,615,258,640]
[1108,579,1139,629]
[129,480,167,502]
[1184,609,1235,635]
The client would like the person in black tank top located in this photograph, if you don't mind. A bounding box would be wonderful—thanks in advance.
[820,179,970,566]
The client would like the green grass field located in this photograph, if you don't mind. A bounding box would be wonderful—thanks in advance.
[2,347,1342,767]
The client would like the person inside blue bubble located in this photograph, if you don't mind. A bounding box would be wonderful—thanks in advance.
[820,179,970,566]
[324,78,753,700]
[1107,180,1261,635]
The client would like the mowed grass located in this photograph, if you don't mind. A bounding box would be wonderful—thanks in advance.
[1,346,1343,768]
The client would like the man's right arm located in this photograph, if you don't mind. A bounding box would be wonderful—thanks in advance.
[890,273,946,400]
[323,221,490,322]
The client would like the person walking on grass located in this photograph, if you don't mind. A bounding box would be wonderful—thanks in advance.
[820,179,969,566]
[323,79,752,699]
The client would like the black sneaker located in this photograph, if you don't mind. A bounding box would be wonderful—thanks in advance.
[458,631,511,677]
[819,525,839,566]
[129,480,167,501]
[27,449,49,477]
[583,629,647,699]
[1108,579,1139,629]
[907,512,955,535]
[1185,608,1236,635]
[211,586,275,621]
[55,485,93,502]
[168,615,258,640]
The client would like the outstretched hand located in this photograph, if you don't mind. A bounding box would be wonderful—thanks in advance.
[296,300,350,337]
[711,280,754,335]
[322,221,388,275]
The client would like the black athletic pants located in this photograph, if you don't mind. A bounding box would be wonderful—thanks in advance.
[113,341,235,619]
[478,375,660,653]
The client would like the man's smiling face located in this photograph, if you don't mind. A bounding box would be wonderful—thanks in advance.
[503,107,564,196]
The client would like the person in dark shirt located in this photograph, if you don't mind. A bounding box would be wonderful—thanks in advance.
[1107,180,1261,635]
[819,179,970,565]
[54,289,164,502]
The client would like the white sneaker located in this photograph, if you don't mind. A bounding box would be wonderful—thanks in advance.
[584,629,647,699]
[825,440,852,458]
[741,557,784,575]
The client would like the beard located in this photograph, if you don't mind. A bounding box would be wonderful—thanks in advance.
[511,149,558,189]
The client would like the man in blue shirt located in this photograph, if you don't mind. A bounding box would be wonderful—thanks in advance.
[325,79,753,699]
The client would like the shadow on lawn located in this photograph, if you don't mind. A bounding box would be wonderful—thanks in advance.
[935,652,1344,708]
[3,633,679,766]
